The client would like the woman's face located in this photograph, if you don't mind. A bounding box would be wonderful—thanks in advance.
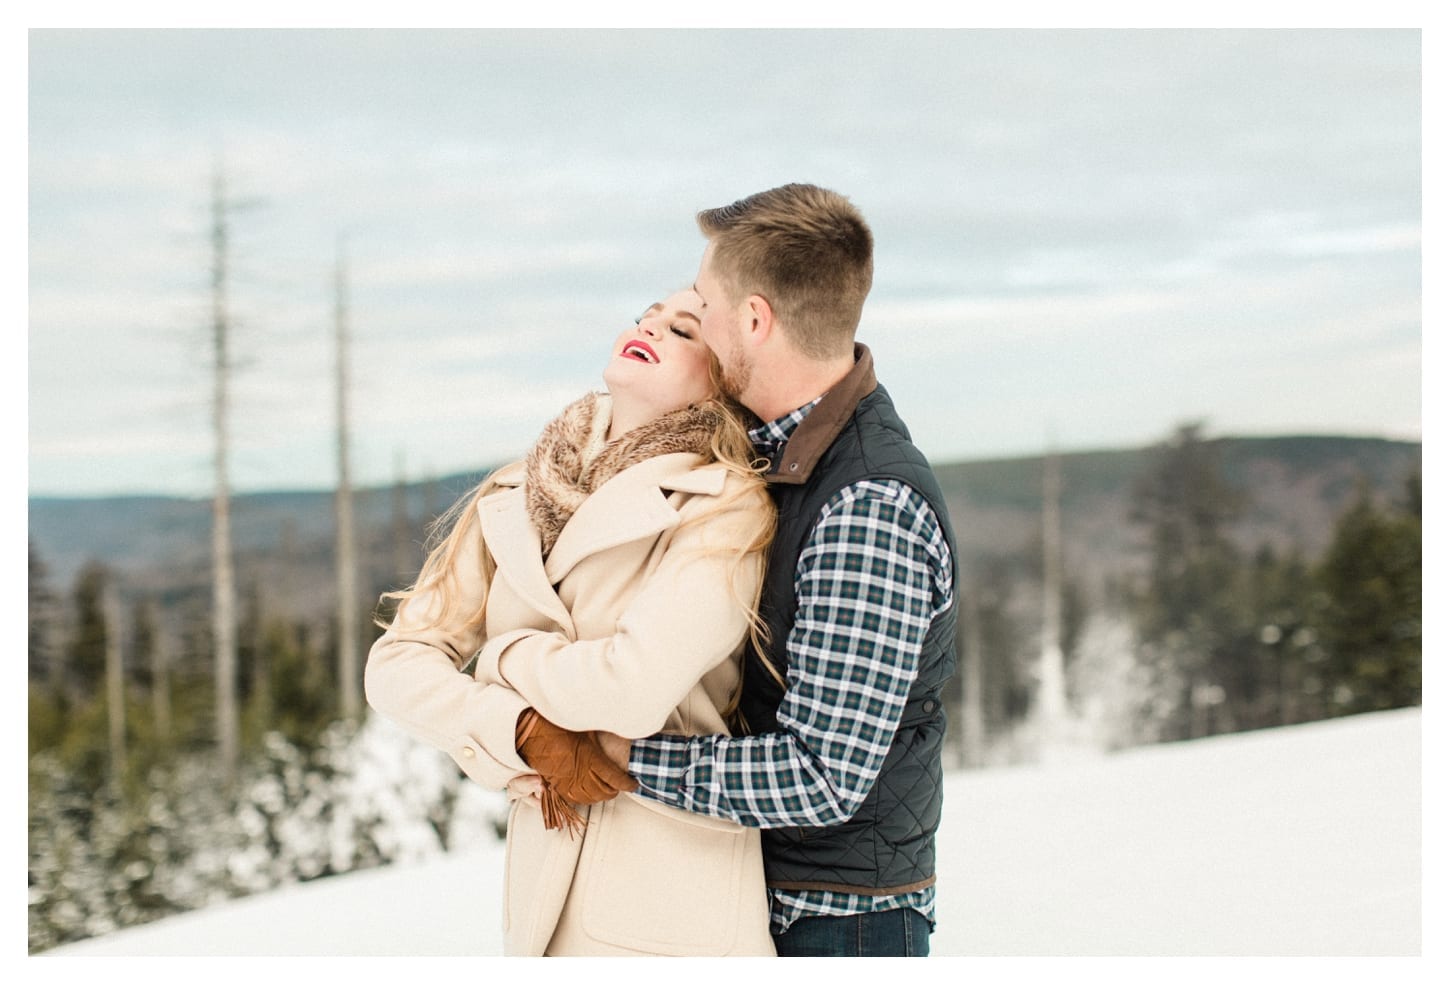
[602,289,715,415]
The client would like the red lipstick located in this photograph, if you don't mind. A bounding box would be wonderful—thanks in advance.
[621,340,659,363]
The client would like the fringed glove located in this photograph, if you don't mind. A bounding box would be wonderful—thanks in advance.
[514,708,638,836]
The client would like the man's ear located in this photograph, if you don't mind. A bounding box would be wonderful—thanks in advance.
[744,294,775,349]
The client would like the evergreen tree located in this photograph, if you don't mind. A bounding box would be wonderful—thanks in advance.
[977,559,1031,747]
[29,541,60,687]
[1128,423,1247,740]
[130,597,157,688]
[1315,474,1421,714]
[66,562,112,702]
[1232,545,1320,729]
[260,618,336,748]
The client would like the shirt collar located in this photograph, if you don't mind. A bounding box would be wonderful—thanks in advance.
[749,397,824,451]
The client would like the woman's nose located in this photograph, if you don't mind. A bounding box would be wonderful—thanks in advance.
[639,321,661,338]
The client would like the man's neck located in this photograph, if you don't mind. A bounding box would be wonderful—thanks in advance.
[748,350,857,424]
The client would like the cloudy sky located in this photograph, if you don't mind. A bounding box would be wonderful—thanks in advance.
[26,28,1423,498]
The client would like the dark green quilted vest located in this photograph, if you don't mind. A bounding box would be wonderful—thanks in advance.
[739,346,959,895]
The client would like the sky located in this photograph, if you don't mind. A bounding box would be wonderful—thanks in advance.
[24,26,1426,498]
[39,706,1425,964]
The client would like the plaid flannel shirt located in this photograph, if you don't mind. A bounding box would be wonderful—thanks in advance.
[629,399,955,934]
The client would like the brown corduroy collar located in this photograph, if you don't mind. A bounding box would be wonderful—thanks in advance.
[765,343,878,486]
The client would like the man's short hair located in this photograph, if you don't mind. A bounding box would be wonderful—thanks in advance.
[697,183,873,360]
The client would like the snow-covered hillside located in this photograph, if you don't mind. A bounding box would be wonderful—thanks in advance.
[43,708,1423,958]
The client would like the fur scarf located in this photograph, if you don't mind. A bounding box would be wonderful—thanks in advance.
[525,392,721,555]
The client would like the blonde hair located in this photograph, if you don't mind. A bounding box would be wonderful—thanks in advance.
[697,182,873,360]
[378,354,782,693]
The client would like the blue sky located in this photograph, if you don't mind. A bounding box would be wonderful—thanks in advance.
[26,28,1423,497]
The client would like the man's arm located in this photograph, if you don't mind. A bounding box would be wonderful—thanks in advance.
[625,479,953,828]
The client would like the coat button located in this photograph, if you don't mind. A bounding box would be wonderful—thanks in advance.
[460,747,475,759]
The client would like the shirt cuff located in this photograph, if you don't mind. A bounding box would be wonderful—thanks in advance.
[627,733,695,808]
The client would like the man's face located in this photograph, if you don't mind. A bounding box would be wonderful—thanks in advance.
[692,244,753,402]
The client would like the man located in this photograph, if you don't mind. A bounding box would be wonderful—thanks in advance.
[527,183,958,957]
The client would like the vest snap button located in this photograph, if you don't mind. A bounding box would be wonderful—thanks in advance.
[789,462,799,472]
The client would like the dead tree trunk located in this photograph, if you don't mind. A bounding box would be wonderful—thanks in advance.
[392,450,415,584]
[103,583,126,782]
[1037,445,1068,760]
[958,586,985,769]
[210,165,239,782]
[334,242,361,720]
[150,604,173,745]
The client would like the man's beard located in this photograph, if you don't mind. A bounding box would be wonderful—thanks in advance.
[717,336,752,401]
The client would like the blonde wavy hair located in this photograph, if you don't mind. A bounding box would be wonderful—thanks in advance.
[377,353,783,701]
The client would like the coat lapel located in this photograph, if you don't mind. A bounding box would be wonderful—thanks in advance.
[543,453,726,584]
[475,470,576,635]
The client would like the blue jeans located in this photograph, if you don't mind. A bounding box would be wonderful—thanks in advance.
[772,908,932,957]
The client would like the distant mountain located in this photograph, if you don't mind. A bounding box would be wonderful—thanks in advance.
[27,435,1421,624]
[933,434,1420,588]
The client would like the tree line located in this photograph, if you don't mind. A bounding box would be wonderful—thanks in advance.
[938,422,1421,766]
[27,419,1421,951]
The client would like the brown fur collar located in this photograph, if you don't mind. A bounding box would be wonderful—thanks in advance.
[525,392,720,555]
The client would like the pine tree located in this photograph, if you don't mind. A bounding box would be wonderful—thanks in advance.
[1315,474,1421,714]
[1128,423,1247,740]
[29,541,60,688]
[66,562,112,702]
[131,598,174,746]
[1235,545,1320,729]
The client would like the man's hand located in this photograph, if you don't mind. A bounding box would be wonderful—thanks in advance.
[514,708,638,805]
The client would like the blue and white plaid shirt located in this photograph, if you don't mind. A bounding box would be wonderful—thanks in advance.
[629,398,955,934]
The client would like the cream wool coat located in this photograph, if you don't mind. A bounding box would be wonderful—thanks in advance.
[364,450,776,956]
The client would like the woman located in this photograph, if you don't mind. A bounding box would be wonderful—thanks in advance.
[364,289,778,956]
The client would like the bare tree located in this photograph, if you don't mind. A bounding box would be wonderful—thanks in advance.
[148,602,174,745]
[956,588,985,769]
[333,240,361,720]
[210,164,240,782]
[103,583,127,782]
[392,450,415,583]
[1036,444,1069,760]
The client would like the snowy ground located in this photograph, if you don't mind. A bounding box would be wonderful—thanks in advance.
[36,707,1428,965]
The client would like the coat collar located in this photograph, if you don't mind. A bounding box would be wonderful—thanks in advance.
[542,451,719,583]
[477,452,727,620]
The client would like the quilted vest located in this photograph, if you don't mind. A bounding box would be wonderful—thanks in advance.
[738,345,959,895]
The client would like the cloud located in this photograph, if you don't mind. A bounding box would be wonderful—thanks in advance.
[26,29,1422,495]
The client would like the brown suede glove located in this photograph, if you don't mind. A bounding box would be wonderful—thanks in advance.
[515,708,638,834]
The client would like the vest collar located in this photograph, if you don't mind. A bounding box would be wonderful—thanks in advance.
[765,343,878,486]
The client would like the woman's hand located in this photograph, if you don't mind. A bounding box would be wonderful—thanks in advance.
[515,709,638,804]
[506,773,545,803]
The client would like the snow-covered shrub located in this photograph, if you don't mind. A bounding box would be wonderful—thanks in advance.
[28,712,509,953]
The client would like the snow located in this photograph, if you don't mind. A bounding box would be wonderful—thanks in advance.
[32,707,1430,968]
